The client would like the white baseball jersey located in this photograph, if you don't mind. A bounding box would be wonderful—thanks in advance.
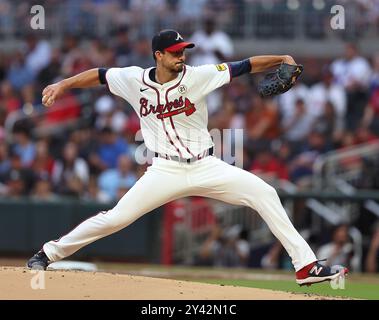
[105,63,232,158]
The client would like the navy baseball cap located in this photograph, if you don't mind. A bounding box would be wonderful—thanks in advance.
[152,29,195,53]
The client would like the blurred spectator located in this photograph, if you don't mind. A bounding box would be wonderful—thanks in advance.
[112,25,133,67]
[37,48,63,90]
[0,81,22,114]
[0,107,6,141]
[52,141,89,197]
[98,154,137,200]
[361,92,379,135]
[273,139,294,167]
[31,139,54,179]
[365,221,379,273]
[24,34,52,77]
[68,128,98,165]
[61,33,80,59]
[94,95,128,133]
[312,101,343,146]
[197,221,224,266]
[82,174,111,203]
[61,42,93,77]
[354,126,379,145]
[189,17,234,114]
[1,151,35,197]
[129,0,168,36]
[127,37,155,68]
[89,127,129,171]
[6,51,35,91]
[331,43,372,130]
[0,141,10,177]
[189,16,234,66]
[245,96,280,142]
[11,125,36,167]
[0,53,7,82]
[335,130,365,173]
[177,0,207,24]
[370,51,379,88]
[281,98,314,149]
[209,99,241,131]
[354,157,379,190]
[31,173,57,201]
[3,169,27,198]
[289,131,331,187]
[232,227,251,267]
[198,223,250,268]
[308,68,346,142]
[278,80,309,131]
[250,147,289,182]
[87,37,114,67]
[20,83,36,106]
[361,54,379,135]
[339,130,357,149]
[331,43,372,89]
[317,224,354,269]
[219,225,251,268]
[41,91,81,130]
[202,0,236,32]
[261,240,283,270]
[224,78,251,113]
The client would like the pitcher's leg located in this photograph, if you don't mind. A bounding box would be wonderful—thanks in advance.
[194,157,316,271]
[43,162,189,262]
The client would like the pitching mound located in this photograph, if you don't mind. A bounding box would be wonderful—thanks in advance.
[0,266,331,300]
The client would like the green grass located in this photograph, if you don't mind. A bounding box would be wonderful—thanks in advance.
[95,262,379,300]
[193,278,379,300]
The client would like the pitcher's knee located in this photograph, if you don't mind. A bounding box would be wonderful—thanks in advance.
[258,183,278,199]
[100,209,125,230]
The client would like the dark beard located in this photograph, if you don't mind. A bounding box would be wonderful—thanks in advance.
[172,63,183,73]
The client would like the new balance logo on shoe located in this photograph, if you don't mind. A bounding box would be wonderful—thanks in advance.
[310,265,323,275]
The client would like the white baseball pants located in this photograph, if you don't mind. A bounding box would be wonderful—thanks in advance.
[43,156,316,271]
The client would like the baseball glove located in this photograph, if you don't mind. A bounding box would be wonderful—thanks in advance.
[258,63,303,97]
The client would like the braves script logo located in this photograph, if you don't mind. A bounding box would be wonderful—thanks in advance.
[139,96,196,119]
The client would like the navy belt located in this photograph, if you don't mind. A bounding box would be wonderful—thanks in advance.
[155,147,214,164]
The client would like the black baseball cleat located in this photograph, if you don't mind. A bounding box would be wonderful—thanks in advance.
[295,260,348,286]
[27,250,50,270]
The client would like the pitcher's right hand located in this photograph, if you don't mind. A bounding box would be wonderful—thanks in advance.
[42,82,66,107]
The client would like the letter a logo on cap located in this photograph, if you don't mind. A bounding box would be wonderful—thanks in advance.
[176,32,183,41]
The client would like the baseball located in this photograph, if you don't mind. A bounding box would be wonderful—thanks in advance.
[43,95,53,106]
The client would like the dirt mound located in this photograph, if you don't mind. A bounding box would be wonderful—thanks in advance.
[0,266,330,300]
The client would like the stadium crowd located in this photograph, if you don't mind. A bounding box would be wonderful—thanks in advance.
[1,27,379,201]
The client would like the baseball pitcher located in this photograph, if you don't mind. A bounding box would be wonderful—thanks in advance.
[27,29,347,286]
